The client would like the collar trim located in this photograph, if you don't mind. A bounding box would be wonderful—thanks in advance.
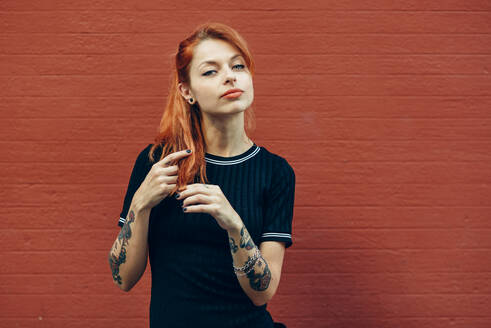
[205,144,260,165]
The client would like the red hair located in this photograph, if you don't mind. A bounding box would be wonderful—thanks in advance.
[148,22,256,195]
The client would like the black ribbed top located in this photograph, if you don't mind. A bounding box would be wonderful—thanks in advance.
[118,142,296,328]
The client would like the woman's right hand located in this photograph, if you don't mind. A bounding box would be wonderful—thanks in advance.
[133,149,193,211]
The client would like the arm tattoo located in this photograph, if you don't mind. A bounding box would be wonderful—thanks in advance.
[239,226,255,250]
[246,255,272,291]
[108,210,135,285]
[229,237,238,254]
[230,225,272,291]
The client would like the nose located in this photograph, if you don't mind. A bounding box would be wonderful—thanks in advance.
[224,66,237,84]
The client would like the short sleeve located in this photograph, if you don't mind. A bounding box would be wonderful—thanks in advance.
[260,157,296,248]
[117,144,153,227]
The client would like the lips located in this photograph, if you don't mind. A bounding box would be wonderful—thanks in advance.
[221,88,243,97]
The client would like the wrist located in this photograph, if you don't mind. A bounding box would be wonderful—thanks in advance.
[130,194,149,215]
[227,214,244,234]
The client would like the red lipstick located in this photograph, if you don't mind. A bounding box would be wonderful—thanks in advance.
[221,88,243,98]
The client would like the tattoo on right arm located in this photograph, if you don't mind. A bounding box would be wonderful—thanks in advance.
[108,210,136,285]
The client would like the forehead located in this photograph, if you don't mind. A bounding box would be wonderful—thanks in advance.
[192,39,243,67]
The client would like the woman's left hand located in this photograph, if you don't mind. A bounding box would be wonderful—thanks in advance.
[176,183,242,232]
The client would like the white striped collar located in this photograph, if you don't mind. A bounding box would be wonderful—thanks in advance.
[205,144,260,165]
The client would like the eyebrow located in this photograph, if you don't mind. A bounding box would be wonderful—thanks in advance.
[198,54,243,68]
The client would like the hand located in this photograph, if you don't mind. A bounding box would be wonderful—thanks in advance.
[176,183,242,232]
[133,149,192,211]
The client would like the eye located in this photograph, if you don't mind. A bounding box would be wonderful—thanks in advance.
[202,64,246,76]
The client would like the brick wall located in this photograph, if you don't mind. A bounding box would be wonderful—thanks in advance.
[1,1,491,327]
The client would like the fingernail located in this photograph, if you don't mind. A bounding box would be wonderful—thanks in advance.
[182,207,187,212]
[186,149,191,153]
[175,193,180,199]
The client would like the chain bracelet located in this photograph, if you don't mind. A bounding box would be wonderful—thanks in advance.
[233,246,259,273]
[235,257,258,276]
[233,246,261,276]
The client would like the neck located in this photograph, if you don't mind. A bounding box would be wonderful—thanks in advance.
[201,112,252,157]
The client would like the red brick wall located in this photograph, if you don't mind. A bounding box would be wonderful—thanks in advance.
[1,1,491,327]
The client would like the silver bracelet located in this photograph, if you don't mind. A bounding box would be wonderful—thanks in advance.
[233,246,261,276]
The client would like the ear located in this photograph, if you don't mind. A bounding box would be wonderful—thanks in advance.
[178,82,193,101]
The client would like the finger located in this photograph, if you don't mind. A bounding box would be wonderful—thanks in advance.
[163,165,179,175]
[181,183,197,189]
[165,175,178,183]
[160,175,178,185]
[182,194,214,207]
[177,184,212,199]
[166,183,176,191]
[180,183,209,191]
[182,204,211,214]
[158,149,192,167]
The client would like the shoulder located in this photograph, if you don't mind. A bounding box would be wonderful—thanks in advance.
[258,145,295,171]
[257,145,295,179]
[135,143,163,169]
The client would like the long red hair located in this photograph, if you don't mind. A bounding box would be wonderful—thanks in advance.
[147,22,256,195]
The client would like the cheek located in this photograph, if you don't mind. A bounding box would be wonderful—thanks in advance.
[243,75,253,89]
[193,82,215,101]
[244,77,254,97]
[247,79,254,93]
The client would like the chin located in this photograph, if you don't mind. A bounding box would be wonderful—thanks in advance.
[202,99,252,116]
[232,103,251,113]
[221,100,251,113]
[220,107,248,116]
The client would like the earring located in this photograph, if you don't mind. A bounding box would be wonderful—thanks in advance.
[188,98,194,105]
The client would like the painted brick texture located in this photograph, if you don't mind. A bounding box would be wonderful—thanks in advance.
[1,1,491,327]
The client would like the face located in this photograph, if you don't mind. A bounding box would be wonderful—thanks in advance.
[179,38,254,116]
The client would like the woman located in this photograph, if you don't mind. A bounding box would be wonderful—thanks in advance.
[108,22,295,328]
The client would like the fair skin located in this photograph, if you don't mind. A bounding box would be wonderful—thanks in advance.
[178,38,253,157]
[109,39,286,303]
[174,38,286,306]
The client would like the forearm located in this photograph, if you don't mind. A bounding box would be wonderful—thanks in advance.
[227,221,274,306]
[108,202,150,292]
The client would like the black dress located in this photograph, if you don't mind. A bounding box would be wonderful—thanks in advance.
[118,143,296,328]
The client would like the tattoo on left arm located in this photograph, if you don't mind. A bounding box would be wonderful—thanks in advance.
[239,225,255,250]
[229,237,238,254]
[246,256,271,291]
[229,225,272,292]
